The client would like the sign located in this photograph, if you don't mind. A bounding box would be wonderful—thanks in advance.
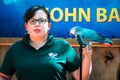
[0,0,120,38]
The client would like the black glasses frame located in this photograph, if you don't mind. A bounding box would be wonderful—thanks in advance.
[28,18,48,25]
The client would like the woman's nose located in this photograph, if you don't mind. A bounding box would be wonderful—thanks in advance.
[35,21,41,27]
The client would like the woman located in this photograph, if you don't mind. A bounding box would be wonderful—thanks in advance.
[0,5,92,80]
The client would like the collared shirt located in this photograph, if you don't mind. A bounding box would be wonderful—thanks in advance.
[0,34,80,80]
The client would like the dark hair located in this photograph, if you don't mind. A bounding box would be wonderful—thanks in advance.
[24,5,50,23]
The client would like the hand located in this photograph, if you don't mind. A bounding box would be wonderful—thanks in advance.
[82,46,92,57]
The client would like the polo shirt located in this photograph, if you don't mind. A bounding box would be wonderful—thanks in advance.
[0,34,80,80]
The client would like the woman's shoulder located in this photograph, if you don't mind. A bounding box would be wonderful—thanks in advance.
[53,38,70,46]
[9,40,23,49]
[5,40,23,55]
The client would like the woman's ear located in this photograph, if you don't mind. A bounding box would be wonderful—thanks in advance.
[25,23,28,31]
[48,23,52,30]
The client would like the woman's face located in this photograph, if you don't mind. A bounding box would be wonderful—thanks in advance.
[25,10,51,37]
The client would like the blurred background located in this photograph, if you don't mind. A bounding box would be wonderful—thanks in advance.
[0,0,120,38]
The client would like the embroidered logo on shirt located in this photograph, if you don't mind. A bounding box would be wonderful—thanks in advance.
[48,52,58,59]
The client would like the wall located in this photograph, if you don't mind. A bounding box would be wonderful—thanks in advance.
[0,38,120,80]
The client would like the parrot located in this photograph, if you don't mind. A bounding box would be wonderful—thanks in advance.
[70,26,113,47]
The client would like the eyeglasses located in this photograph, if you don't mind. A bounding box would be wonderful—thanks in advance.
[28,18,48,25]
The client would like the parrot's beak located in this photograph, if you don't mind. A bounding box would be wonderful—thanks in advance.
[70,32,73,36]
[70,29,76,36]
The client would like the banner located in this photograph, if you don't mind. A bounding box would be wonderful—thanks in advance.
[0,0,120,38]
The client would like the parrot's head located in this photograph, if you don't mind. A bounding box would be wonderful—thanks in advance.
[70,26,82,36]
